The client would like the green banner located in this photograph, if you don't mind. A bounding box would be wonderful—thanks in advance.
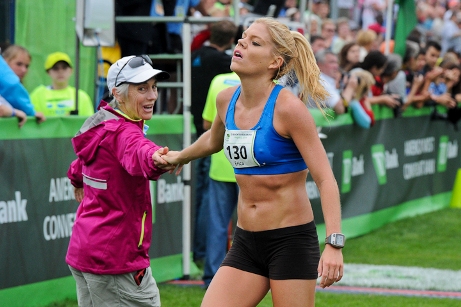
[0,107,459,305]
[309,115,459,223]
[15,0,97,103]
[0,117,187,290]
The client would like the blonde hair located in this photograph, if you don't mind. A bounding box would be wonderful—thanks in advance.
[2,45,31,62]
[356,30,377,47]
[350,69,375,100]
[321,19,335,31]
[253,17,328,111]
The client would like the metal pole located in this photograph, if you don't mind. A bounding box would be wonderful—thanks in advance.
[306,0,313,36]
[384,0,394,55]
[73,32,80,115]
[233,0,240,26]
[299,0,307,24]
[181,21,192,280]
[330,0,339,20]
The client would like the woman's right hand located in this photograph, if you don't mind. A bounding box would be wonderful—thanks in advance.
[162,150,186,175]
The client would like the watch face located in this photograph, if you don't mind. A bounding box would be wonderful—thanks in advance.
[335,234,344,245]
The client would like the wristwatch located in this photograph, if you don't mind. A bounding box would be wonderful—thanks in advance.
[325,233,345,248]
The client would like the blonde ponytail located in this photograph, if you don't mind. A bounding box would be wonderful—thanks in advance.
[254,18,329,115]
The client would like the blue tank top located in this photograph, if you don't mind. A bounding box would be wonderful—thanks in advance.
[224,84,307,175]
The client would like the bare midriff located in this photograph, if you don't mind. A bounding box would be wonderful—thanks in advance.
[235,169,314,231]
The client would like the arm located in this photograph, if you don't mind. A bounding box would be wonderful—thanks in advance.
[0,57,36,116]
[163,87,234,169]
[430,92,456,108]
[276,90,343,288]
[112,125,173,180]
[337,75,359,114]
[0,102,27,127]
[68,158,84,188]
[404,74,429,109]
[203,119,212,131]
[368,94,401,108]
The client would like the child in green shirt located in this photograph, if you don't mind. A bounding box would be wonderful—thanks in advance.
[30,52,94,116]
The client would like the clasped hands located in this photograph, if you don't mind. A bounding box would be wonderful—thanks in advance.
[152,147,184,175]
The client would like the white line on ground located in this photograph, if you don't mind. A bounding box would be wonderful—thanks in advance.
[335,264,461,292]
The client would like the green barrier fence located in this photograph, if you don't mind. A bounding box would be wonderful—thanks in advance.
[0,106,459,306]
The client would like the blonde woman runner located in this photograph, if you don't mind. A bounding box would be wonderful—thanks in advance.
[163,17,344,307]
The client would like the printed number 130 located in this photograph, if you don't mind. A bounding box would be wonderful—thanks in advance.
[226,145,248,160]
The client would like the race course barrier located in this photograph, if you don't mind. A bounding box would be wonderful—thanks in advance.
[0,105,459,306]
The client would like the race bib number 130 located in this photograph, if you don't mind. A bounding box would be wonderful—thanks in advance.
[223,130,260,168]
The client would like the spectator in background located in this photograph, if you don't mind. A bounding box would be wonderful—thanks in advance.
[411,41,444,108]
[415,48,427,73]
[419,40,442,76]
[441,11,461,56]
[30,52,94,116]
[191,19,237,137]
[349,69,376,128]
[320,19,336,51]
[2,44,31,83]
[310,35,327,54]
[338,41,361,73]
[278,0,299,19]
[115,0,157,57]
[361,0,386,30]
[190,19,237,265]
[304,12,322,37]
[210,0,234,17]
[351,50,397,111]
[444,0,460,22]
[356,51,401,111]
[443,48,461,65]
[401,40,421,94]
[382,54,407,116]
[0,55,46,123]
[201,71,240,289]
[0,95,27,127]
[305,0,330,20]
[367,22,385,51]
[427,60,457,109]
[315,50,358,115]
[356,29,378,61]
[151,0,201,54]
[331,17,353,54]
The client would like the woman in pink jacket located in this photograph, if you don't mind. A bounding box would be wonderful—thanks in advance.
[67,55,173,307]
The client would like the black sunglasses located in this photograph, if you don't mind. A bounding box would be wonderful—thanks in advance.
[114,55,153,87]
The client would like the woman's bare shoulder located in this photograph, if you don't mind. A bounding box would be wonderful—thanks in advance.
[216,85,239,107]
[276,88,309,115]
[216,85,239,101]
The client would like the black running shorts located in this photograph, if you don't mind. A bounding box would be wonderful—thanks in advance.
[221,221,321,280]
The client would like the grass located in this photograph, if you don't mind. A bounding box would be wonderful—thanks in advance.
[157,284,461,307]
[341,207,461,270]
[46,207,461,307]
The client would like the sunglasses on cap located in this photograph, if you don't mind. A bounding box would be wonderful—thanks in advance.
[114,55,153,87]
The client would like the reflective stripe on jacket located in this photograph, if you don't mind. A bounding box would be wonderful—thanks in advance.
[66,101,166,274]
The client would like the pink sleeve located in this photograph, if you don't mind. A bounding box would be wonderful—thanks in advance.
[67,158,84,188]
[111,125,167,180]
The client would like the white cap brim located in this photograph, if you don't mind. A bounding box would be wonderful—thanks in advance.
[129,69,170,84]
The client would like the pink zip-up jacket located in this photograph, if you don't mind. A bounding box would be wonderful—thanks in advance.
[66,101,167,275]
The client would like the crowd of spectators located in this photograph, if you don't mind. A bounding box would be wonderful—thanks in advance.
[108,0,461,127]
[3,0,461,127]
[2,0,460,294]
